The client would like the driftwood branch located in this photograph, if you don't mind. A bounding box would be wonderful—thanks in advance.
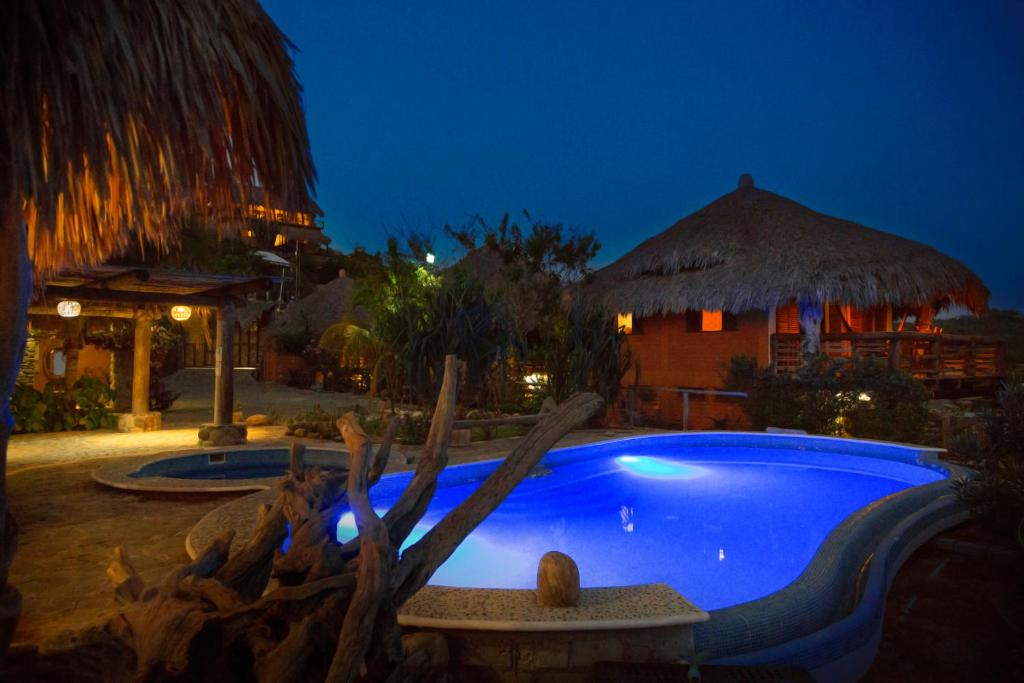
[67,354,602,683]
[383,356,462,548]
[328,414,396,683]
[392,392,603,604]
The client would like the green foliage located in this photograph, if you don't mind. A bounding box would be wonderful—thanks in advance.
[10,384,48,433]
[10,378,116,433]
[725,355,929,441]
[70,376,118,430]
[954,372,1024,550]
[541,302,631,405]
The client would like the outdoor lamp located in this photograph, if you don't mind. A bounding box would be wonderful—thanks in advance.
[170,305,193,321]
[56,300,82,318]
[425,252,436,265]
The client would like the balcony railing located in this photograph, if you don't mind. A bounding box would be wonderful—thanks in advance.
[771,332,1006,382]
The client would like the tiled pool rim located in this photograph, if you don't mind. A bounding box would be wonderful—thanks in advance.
[177,432,968,681]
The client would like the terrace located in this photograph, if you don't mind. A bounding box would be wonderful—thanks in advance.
[772,331,1006,389]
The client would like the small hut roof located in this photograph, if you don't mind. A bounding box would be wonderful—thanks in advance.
[266,276,368,339]
[588,175,988,316]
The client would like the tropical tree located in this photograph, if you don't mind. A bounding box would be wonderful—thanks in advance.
[0,0,315,651]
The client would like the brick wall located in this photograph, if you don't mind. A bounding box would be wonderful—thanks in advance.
[615,311,770,429]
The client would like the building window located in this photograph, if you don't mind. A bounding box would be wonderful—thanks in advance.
[274,233,287,247]
[701,309,723,332]
[617,312,634,334]
[775,301,800,334]
[47,349,67,378]
[685,309,735,332]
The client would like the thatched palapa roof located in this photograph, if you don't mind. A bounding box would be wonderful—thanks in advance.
[1,0,316,274]
[588,175,988,316]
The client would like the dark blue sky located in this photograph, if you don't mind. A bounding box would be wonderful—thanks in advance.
[261,1,1023,310]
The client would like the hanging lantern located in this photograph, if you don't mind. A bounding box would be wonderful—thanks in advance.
[170,305,193,321]
[56,300,82,318]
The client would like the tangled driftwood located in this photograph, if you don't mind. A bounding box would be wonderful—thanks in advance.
[9,356,601,682]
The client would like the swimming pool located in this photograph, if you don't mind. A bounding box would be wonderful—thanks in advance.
[183,432,966,680]
[322,434,947,611]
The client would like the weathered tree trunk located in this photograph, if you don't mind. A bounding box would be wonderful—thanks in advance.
[0,210,30,658]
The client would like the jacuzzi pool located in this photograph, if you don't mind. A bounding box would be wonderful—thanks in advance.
[321,433,947,611]
[94,446,351,493]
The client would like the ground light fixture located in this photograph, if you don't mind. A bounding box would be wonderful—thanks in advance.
[56,300,81,318]
[170,305,193,321]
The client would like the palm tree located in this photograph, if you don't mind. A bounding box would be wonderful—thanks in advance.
[0,0,316,651]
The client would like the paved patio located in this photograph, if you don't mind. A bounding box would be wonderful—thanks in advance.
[6,375,649,646]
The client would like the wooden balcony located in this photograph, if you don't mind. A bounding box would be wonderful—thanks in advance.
[771,332,1006,389]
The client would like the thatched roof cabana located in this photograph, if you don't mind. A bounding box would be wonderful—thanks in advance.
[588,175,988,316]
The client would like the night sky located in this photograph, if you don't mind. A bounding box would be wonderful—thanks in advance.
[260,1,1023,310]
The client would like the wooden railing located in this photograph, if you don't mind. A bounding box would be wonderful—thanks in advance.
[771,332,1006,381]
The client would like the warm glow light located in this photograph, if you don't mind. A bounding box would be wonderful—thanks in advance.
[274,233,287,246]
[617,312,634,334]
[857,392,872,402]
[170,305,193,321]
[57,300,81,318]
[701,309,723,331]
[425,252,436,264]
[523,372,549,387]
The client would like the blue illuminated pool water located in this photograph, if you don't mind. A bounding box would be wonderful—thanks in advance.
[328,435,946,611]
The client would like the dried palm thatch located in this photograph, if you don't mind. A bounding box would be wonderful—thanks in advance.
[0,0,317,274]
[587,175,988,316]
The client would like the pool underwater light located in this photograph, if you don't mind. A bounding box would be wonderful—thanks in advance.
[615,455,705,479]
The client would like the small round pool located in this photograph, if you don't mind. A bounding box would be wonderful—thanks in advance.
[320,433,947,611]
[94,447,351,493]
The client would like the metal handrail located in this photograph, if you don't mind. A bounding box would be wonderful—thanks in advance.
[623,385,747,430]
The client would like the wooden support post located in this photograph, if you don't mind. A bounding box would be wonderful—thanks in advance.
[63,318,85,387]
[214,306,236,426]
[682,391,690,431]
[131,314,153,415]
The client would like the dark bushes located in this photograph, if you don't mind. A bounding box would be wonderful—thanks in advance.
[10,377,117,433]
[725,354,929,442]
[954,372,1024,550]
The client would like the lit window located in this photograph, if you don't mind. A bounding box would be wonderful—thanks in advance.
[274,233,286,247]
[617,312,634,334]
[245,229,255,238]
[701,309,723,332]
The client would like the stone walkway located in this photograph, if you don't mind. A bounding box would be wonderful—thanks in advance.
[162,368,370,427]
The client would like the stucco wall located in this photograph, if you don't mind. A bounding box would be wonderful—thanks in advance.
[615,311,770,429]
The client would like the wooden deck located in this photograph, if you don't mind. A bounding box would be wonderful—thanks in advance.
[772,332,1005,389]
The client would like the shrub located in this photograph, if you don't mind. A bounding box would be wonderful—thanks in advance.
[10,378,116,433]
[954,372,1024,550]
[11,384,48,433]
[725,355,929,442]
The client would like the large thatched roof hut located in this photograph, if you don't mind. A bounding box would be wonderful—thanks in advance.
[589,174,987,317]
[588,175,1002,429]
